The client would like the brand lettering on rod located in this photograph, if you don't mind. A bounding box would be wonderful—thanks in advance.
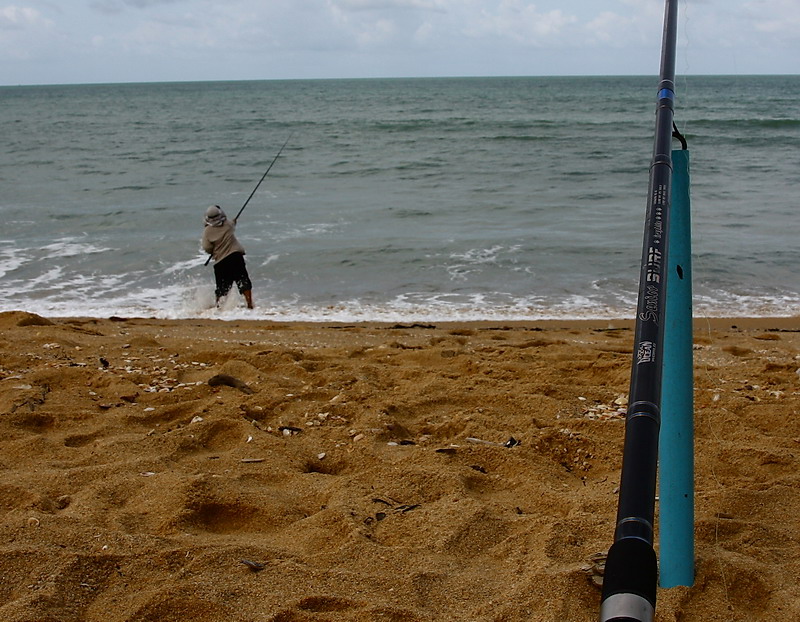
[637,340,656,364]
[639,284,660,324]
[646,246,662,284]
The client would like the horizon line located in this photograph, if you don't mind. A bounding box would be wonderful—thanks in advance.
[2,72,799,89]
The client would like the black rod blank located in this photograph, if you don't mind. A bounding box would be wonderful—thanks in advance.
[203,134,292,267]
[234,133,293,222]
[599,2,680,621]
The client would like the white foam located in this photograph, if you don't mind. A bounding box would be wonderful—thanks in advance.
[1,266,797,323]
[268,222,341,243]
[0,251,26,279]
[443,245,525,281]
[162,253,208,275]
[39,238,112,259]
[4,291,796,323]
[14,266,65,291]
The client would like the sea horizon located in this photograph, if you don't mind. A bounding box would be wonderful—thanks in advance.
[4,71,800,89]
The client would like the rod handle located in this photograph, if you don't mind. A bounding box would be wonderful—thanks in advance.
[599,538,657,622]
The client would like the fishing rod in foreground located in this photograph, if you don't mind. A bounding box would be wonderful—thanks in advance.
[599,2,680,622]
[204,133,293,266]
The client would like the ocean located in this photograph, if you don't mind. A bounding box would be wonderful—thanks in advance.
[1,75,798,322]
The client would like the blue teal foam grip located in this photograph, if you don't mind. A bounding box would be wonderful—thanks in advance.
[658,148,695,588]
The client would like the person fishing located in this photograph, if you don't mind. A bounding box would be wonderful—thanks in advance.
[200,134,292,310]
[202,205,254,309]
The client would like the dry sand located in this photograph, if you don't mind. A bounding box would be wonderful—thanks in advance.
[0,311,797,621]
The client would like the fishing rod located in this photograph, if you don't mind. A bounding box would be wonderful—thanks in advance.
[204,134,292,266]
[233,133,293,222]
[599,2,680,622]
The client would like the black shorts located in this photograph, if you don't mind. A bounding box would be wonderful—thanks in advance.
[214,252,252,299]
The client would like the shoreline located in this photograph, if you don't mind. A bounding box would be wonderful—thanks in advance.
[1,311,797,621]
[9,312,797,329]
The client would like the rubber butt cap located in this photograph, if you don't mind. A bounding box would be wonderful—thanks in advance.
[600,538,657,610]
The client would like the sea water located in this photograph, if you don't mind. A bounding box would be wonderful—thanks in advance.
[1,75,798,321]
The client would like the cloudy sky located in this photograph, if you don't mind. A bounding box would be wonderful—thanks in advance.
[1,0,798,85]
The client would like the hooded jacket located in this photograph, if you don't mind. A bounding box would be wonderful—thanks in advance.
[201,206,246,263]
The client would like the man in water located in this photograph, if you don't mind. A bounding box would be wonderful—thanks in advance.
[202,205,254,309]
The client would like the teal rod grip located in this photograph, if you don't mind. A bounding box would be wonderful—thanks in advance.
[659,148,695,588]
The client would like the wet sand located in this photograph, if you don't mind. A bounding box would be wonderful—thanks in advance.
[0,311,797,621]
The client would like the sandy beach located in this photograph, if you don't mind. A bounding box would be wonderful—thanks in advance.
[0,311,797,621]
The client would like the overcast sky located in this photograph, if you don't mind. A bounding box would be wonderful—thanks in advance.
[1,0,798,85]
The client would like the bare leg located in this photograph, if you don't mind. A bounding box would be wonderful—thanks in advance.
[243,289,254,309]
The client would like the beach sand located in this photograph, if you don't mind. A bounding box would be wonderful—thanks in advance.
[0,311,797,621]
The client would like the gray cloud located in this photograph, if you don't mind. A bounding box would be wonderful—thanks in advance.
[2,0,799,85]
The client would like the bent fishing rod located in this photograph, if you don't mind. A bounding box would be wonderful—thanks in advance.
[204,133,292,266]
[599,2,680,622]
